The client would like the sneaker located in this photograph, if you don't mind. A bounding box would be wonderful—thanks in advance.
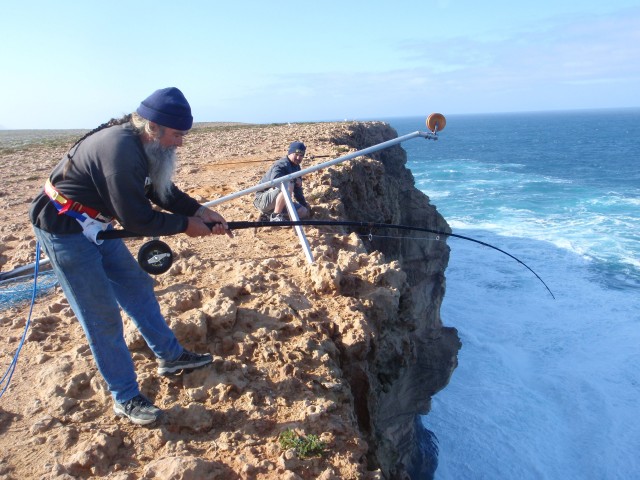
[157,349,213,375]
[269,212,288,222]
[114,394,162,425]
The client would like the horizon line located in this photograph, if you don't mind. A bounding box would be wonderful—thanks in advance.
[1,106,639,131]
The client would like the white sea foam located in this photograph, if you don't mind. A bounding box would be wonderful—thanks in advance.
[424,233,640,480]
[427,190,451,200]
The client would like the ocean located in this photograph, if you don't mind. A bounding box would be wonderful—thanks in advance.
[386,110,640,479]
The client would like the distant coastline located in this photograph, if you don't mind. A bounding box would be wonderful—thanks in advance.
[2,106,638,133]
[0,123,253,154]
[0,129,87,154]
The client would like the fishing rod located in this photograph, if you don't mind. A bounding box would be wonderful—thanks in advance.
[97,219,555,299]
[1,114,447,285]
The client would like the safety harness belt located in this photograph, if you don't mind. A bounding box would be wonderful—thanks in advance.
[44,179,113,223]
[44,179,113,244]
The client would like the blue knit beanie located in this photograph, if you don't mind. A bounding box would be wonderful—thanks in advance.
[288,141,306,155]
[136,87,193,131]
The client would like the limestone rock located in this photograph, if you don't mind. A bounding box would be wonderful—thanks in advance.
[0,121,459,480]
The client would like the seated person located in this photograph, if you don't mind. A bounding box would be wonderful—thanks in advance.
[253,141,310,221]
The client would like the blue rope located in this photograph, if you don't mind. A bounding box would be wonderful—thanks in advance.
[0,242,42,399]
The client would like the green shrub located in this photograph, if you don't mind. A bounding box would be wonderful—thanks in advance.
[278,429,327,459]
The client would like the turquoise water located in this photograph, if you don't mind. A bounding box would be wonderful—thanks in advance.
[387,110,640,479]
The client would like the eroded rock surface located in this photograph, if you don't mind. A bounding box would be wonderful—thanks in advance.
[0,121,460,479]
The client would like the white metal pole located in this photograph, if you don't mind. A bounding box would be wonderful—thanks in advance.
[203,130,436,208]
[279,182,314,264]
[0,258,51,282]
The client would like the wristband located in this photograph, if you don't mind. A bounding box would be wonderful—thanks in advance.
[195,206,206,218]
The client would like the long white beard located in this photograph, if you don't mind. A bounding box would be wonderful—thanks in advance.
[144,139,177,203]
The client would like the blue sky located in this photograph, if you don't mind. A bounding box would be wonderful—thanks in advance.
[1,0,639,129]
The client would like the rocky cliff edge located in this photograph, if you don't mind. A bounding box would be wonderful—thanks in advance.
[0,120,461,479]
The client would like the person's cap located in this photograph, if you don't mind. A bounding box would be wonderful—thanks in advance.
[288,141,306,155]
[136,87,193,131]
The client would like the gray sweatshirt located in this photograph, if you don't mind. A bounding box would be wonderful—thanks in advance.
[30,123,200,237]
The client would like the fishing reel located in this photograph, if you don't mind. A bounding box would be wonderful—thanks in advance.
[137,239,173,275]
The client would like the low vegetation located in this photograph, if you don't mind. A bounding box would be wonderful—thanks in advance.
[278,429,328,459]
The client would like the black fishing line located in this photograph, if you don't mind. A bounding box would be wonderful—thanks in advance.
[98,220,555,299]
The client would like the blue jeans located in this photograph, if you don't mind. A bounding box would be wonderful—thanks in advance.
[34,227,183,403]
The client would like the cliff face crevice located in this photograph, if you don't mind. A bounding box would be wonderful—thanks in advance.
[324,122,461,478]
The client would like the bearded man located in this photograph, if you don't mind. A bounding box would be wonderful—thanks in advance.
[29,87,228,425]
